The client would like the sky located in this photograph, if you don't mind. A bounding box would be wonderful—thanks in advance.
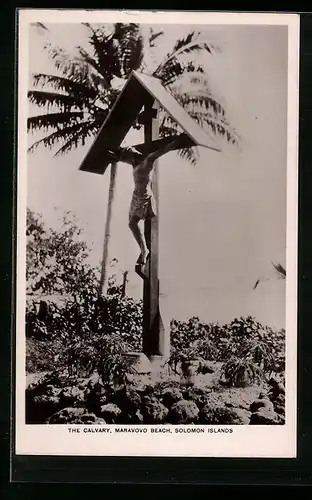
[25,21,288,330]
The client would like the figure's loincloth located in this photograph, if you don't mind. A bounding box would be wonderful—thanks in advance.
[129,191,157,221]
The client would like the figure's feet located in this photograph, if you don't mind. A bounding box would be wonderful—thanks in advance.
[137,249,150,266]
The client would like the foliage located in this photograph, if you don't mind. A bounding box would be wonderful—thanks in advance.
[26,208,143,386]
[170,316,222,357]
[26,290,143,378]
[26,208,95,297]
[169,315,285,386]
[28,23,239,164]
[220,356,262,387]
[99,353,137,388]
[26,337,61,374]
[272,262,286,280]
[26,209,284,390]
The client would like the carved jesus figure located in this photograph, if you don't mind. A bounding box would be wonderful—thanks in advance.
[108,137,179,265]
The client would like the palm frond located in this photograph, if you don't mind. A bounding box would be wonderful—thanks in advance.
[190,111,239,145]
[53,122,97,156]
[154,32,219,76]
[32,73,97,100]
[158,60,205,87]
[170,74,240,147]
[86,25,122,83]
[114,23,144,77]
[172,31,200,53]
[28,111,84,132]
[148,28,164,47]
[28,90,77,111]
[45,43,105,91]
[272,262,286,279]
[28,24,239,164]
[76,46,111,90]
[32,22,50,32]
[178,146,199,165]
[28,120,96,154]
[157,115,199,164]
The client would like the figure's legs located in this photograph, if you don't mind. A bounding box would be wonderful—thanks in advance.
[128,215,150,265]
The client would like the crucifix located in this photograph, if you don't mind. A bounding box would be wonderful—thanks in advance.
[136,97,166,358]
[78,70,221,364]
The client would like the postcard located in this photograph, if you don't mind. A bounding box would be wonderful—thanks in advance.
[15,9,299,457]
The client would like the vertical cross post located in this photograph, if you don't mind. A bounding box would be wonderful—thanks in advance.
[141,98,167,359]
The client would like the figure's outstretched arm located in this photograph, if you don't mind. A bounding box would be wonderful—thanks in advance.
[137,137,180,173]
[145,137,180,163]
[107,148,141,166]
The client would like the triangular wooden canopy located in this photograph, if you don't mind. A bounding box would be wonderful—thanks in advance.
[79,70,221,175]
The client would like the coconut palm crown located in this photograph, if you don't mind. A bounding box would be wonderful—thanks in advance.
[28,23,240,164]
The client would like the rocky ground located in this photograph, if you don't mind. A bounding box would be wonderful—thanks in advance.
[26,367,285,426]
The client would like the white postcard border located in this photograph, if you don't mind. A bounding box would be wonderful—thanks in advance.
[15,9,299,458]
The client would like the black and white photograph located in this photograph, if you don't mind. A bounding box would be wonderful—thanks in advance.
[16,10,299,457]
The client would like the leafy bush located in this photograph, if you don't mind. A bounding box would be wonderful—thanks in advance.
[170,317,222,358]
[220,356,262,387]
[26,338,61,374]
[26,208,94,297]
[170,315,285,386]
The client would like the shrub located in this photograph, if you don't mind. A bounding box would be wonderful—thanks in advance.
[220,356,262,387]
[170,315,285,376]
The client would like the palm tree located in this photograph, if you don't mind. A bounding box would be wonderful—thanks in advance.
[28,23,239,294]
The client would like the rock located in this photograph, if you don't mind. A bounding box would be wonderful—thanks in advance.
[80,413,98,424]
[250,398,274,413]
[199,403,248,425]
[85,380,106,415]
[272,393,285,416]
[267,378,285,401]
[48,407,86,424]
[168,400,199,424]
[276,413,285,425]
[258,391,268,399]
[39,371,69,388]
[48,407,106,424]
[182,386,210,410]
[59,386,85,407]
[118,410,144,425]
[26,389,62,424]
[111,387,141,414]
[140,384,154,398]
[161,388,183,408]
[142,396,169,424]
[87,379,106,396]
[249,409,280,425]
[45,384,62,397]
[100,403,122,423]
[273,393,285,416]
[197,360,215,375]
[230,408,251,425]
[48,407,85,423]
[124,410,144,424]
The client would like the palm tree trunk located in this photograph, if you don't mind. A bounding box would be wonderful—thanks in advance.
[121,271,129,298]
[99,161,117,296]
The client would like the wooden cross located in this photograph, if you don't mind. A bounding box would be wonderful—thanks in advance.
[134,98,167,357]
[78,71,220,362]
